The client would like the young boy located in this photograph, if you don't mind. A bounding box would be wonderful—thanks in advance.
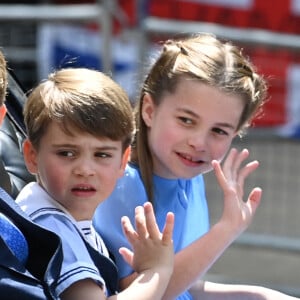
[16,67,174,300]
[0,50,63,299]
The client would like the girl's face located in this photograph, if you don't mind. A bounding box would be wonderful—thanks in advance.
[23,122,129,220]
[142,79,244,179]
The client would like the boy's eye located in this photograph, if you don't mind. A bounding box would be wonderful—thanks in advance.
[57,150,74,157]
[95,152,111,158]
[212,127,229,136]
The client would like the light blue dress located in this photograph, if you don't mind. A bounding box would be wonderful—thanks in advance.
[93,163,209,300]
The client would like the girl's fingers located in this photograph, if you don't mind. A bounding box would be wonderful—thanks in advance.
[212,155,260,202]
[221,148,238,178]
[246,187,262,214]
[231,149,250,178]
[222,148,252,181]
[236,160,259,188]
[215,148,258,185]
[212,160,228,191]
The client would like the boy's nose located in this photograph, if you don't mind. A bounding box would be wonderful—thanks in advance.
[73,158,95,177]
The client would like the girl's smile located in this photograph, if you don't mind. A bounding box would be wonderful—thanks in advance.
[176,151,206,167]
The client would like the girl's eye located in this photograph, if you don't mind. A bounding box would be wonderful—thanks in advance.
[178,116,193,125]
[212,128,229,136]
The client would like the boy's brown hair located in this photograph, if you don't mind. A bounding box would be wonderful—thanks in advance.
[24,68,134,152]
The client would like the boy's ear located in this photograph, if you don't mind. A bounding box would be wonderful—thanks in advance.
[141,93,155,127]
[0,104,7,126]
[119,146,131,177]
[23,139,38,175]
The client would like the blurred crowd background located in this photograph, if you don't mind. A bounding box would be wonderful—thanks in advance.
[1,0,300,296]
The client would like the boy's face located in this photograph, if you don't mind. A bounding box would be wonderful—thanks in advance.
[23,121,129,221]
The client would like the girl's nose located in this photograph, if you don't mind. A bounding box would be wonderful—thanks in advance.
[187,132,207,152]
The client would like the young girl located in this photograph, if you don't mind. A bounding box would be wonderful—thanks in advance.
[94,34,298,299]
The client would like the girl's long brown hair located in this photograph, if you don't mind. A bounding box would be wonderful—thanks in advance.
[131,33,268,204]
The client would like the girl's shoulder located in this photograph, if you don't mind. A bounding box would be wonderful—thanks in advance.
[191,173,205,185]
[126,162,141,176]
[118,162,145,189]
[102,162,147,207]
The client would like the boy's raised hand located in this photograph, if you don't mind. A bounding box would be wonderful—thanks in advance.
[212,148,262,236]
[119,202,174,274]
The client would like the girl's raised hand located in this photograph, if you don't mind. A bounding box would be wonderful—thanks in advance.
[212,148,262,236]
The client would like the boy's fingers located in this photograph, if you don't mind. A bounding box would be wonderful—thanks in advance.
[143,202,160,238]
[119,247,134,267]
[161,212,174,245]
[123,203,174,247]
[121,216,134,233]
[134,205,148,238]
[121,216,137,244]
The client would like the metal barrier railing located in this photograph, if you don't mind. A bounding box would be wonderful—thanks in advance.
[142,16,300,49]
[0,2,112,73]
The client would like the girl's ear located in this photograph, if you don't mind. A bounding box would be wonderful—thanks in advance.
[119,146,131,177]
[141,93,155,127]
[23,139,38,175]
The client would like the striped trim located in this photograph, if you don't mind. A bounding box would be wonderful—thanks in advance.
[29,207,65,220]
[57,265,100,286]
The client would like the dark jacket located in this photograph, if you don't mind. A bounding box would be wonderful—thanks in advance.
[0,188,63,299]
